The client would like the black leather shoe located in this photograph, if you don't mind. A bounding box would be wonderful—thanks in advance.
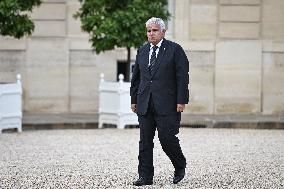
[133,177,153,186]
[173,168,185,184]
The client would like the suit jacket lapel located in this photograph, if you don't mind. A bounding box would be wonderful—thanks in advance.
[140,44,151,77]
[151,39,168,78]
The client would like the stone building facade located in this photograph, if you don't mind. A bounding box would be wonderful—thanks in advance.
[0,0,284,118]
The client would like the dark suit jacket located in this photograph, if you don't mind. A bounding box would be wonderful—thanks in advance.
[130,39,189,115]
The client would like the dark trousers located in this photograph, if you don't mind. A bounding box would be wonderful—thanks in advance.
[137,95,186,179]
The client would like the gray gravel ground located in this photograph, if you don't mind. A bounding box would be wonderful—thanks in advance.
[0,128,283,189]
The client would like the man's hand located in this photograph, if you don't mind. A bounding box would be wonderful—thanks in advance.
[177,104,185,112]
[131,104,137,113]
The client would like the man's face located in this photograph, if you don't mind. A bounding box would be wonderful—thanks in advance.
[146,23,165,45]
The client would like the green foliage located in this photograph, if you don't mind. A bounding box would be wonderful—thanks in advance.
[75,0,170,54]
[0,0,41,38]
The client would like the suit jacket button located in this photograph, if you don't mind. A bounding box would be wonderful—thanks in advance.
[150,80,152,83]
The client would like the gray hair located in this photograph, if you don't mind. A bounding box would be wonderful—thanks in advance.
[145,17,166,31]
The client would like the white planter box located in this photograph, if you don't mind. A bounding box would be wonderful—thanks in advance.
[98,73,138,129]
[0,74,22,133]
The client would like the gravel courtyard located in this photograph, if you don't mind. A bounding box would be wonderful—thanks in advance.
[0,128,283,189]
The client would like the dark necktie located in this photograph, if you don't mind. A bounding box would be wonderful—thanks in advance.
[149,46,158,74]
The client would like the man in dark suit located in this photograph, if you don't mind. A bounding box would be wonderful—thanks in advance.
[130,17,189,186]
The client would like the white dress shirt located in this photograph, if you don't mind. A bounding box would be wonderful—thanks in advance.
[148,39,163,66]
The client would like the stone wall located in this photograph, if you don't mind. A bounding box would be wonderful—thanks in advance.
[0,0,283,115]
[173,0,284,115]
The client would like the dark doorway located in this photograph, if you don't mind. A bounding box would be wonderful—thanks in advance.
[117,61,130,82]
